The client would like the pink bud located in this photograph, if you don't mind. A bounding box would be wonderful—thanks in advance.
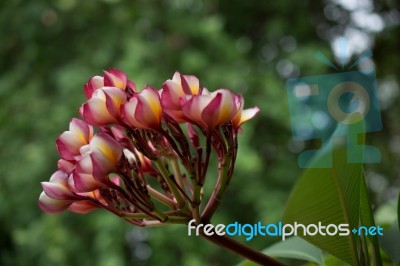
[80,87,127,126]
[38,191,73,214]
[56,118,93,160]
[84,76,104,99]
[161,72,201,122]
[122,86,163,130]
[103,68,128,89]
[72,133,122,192]
[41,170,77,200]
[180,89,237,130]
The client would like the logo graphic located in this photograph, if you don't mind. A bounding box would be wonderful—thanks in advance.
[286,38,382,168]
[188,220,384,241]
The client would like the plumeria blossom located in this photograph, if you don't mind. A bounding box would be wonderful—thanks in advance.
[72,133,122,192]
[161,72,202,122]
[84,75,104,99]
[180,89,238,130]
[84,68,136,99]
[39,170,99,214]
[80,87,127,126]
[56,118,93,161]
[103,68,128,90]
[39,70,259,228]
[122,86,162,131]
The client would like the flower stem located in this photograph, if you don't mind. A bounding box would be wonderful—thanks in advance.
[200,229,285,266]
[170,157,185,192]
[155,158,186,209]
[146,185,175,208]
[201,151,232,222]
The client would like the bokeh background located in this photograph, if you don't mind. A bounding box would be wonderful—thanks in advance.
[0,0,399,265]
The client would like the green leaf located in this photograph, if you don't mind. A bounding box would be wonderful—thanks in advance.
[398,193,400,231]
[282,120,381,265]
[263,237,325,265]
[378,223,400,265]
[237,237,324,266]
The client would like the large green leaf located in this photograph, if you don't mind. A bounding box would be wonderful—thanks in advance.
[282,120,381,265]
[238,237,324,266]
[398,193,400,230]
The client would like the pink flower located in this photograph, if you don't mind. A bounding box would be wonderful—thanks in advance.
[72,132,122,192]
[122,86,163,131]
[103,68,128,90]
[56,118,93,161]
[180,89,238,130]
[84,68,136,99]
[39,170,99,214]
[84,76,104,99]
[41,170,77,201]
[38,191,74,214]
[232,94,260,130]
[80,87,127,126]
[161,72,201,122]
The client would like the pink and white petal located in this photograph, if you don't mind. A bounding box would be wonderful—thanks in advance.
[103,68,127,89]
[164,109,186,123]
[121,97,142,128]
[49,170,69,183]
[69,118,93,144]
[90,152,115,179]
[103,87,127,118]
[81,97,117,126]
[182,75,200,94]
[56,131,85,160]
[172,71,181,83]
[68,200,98,214]
[89,133,122,165]
[135,96,161,130]
[162,80,184,108]
[58,159,75,174]
[72,170,104,192]
[38,191,72,214]
[140,86,162,110]
[216,89,237,124]
[201,93,223,129]
[84,76,104,99]
[181,95,212,125]
[236,107,260,127]
[179,73,192,94]
[41,181,75,200]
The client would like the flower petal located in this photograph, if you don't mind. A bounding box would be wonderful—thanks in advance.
[81,90,118,126]
[103,68,127,89]
[68,200,98,214]
[38,191,72,214]
[58,159,75,174]
[84,76,104,99]
[89,133,122,166]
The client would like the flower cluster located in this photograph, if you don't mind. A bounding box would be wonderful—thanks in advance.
[39,69,259,226]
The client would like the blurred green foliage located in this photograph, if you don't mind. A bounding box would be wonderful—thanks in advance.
[0,0,399,265]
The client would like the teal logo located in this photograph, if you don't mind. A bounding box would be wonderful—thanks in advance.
[286,39,382,168]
